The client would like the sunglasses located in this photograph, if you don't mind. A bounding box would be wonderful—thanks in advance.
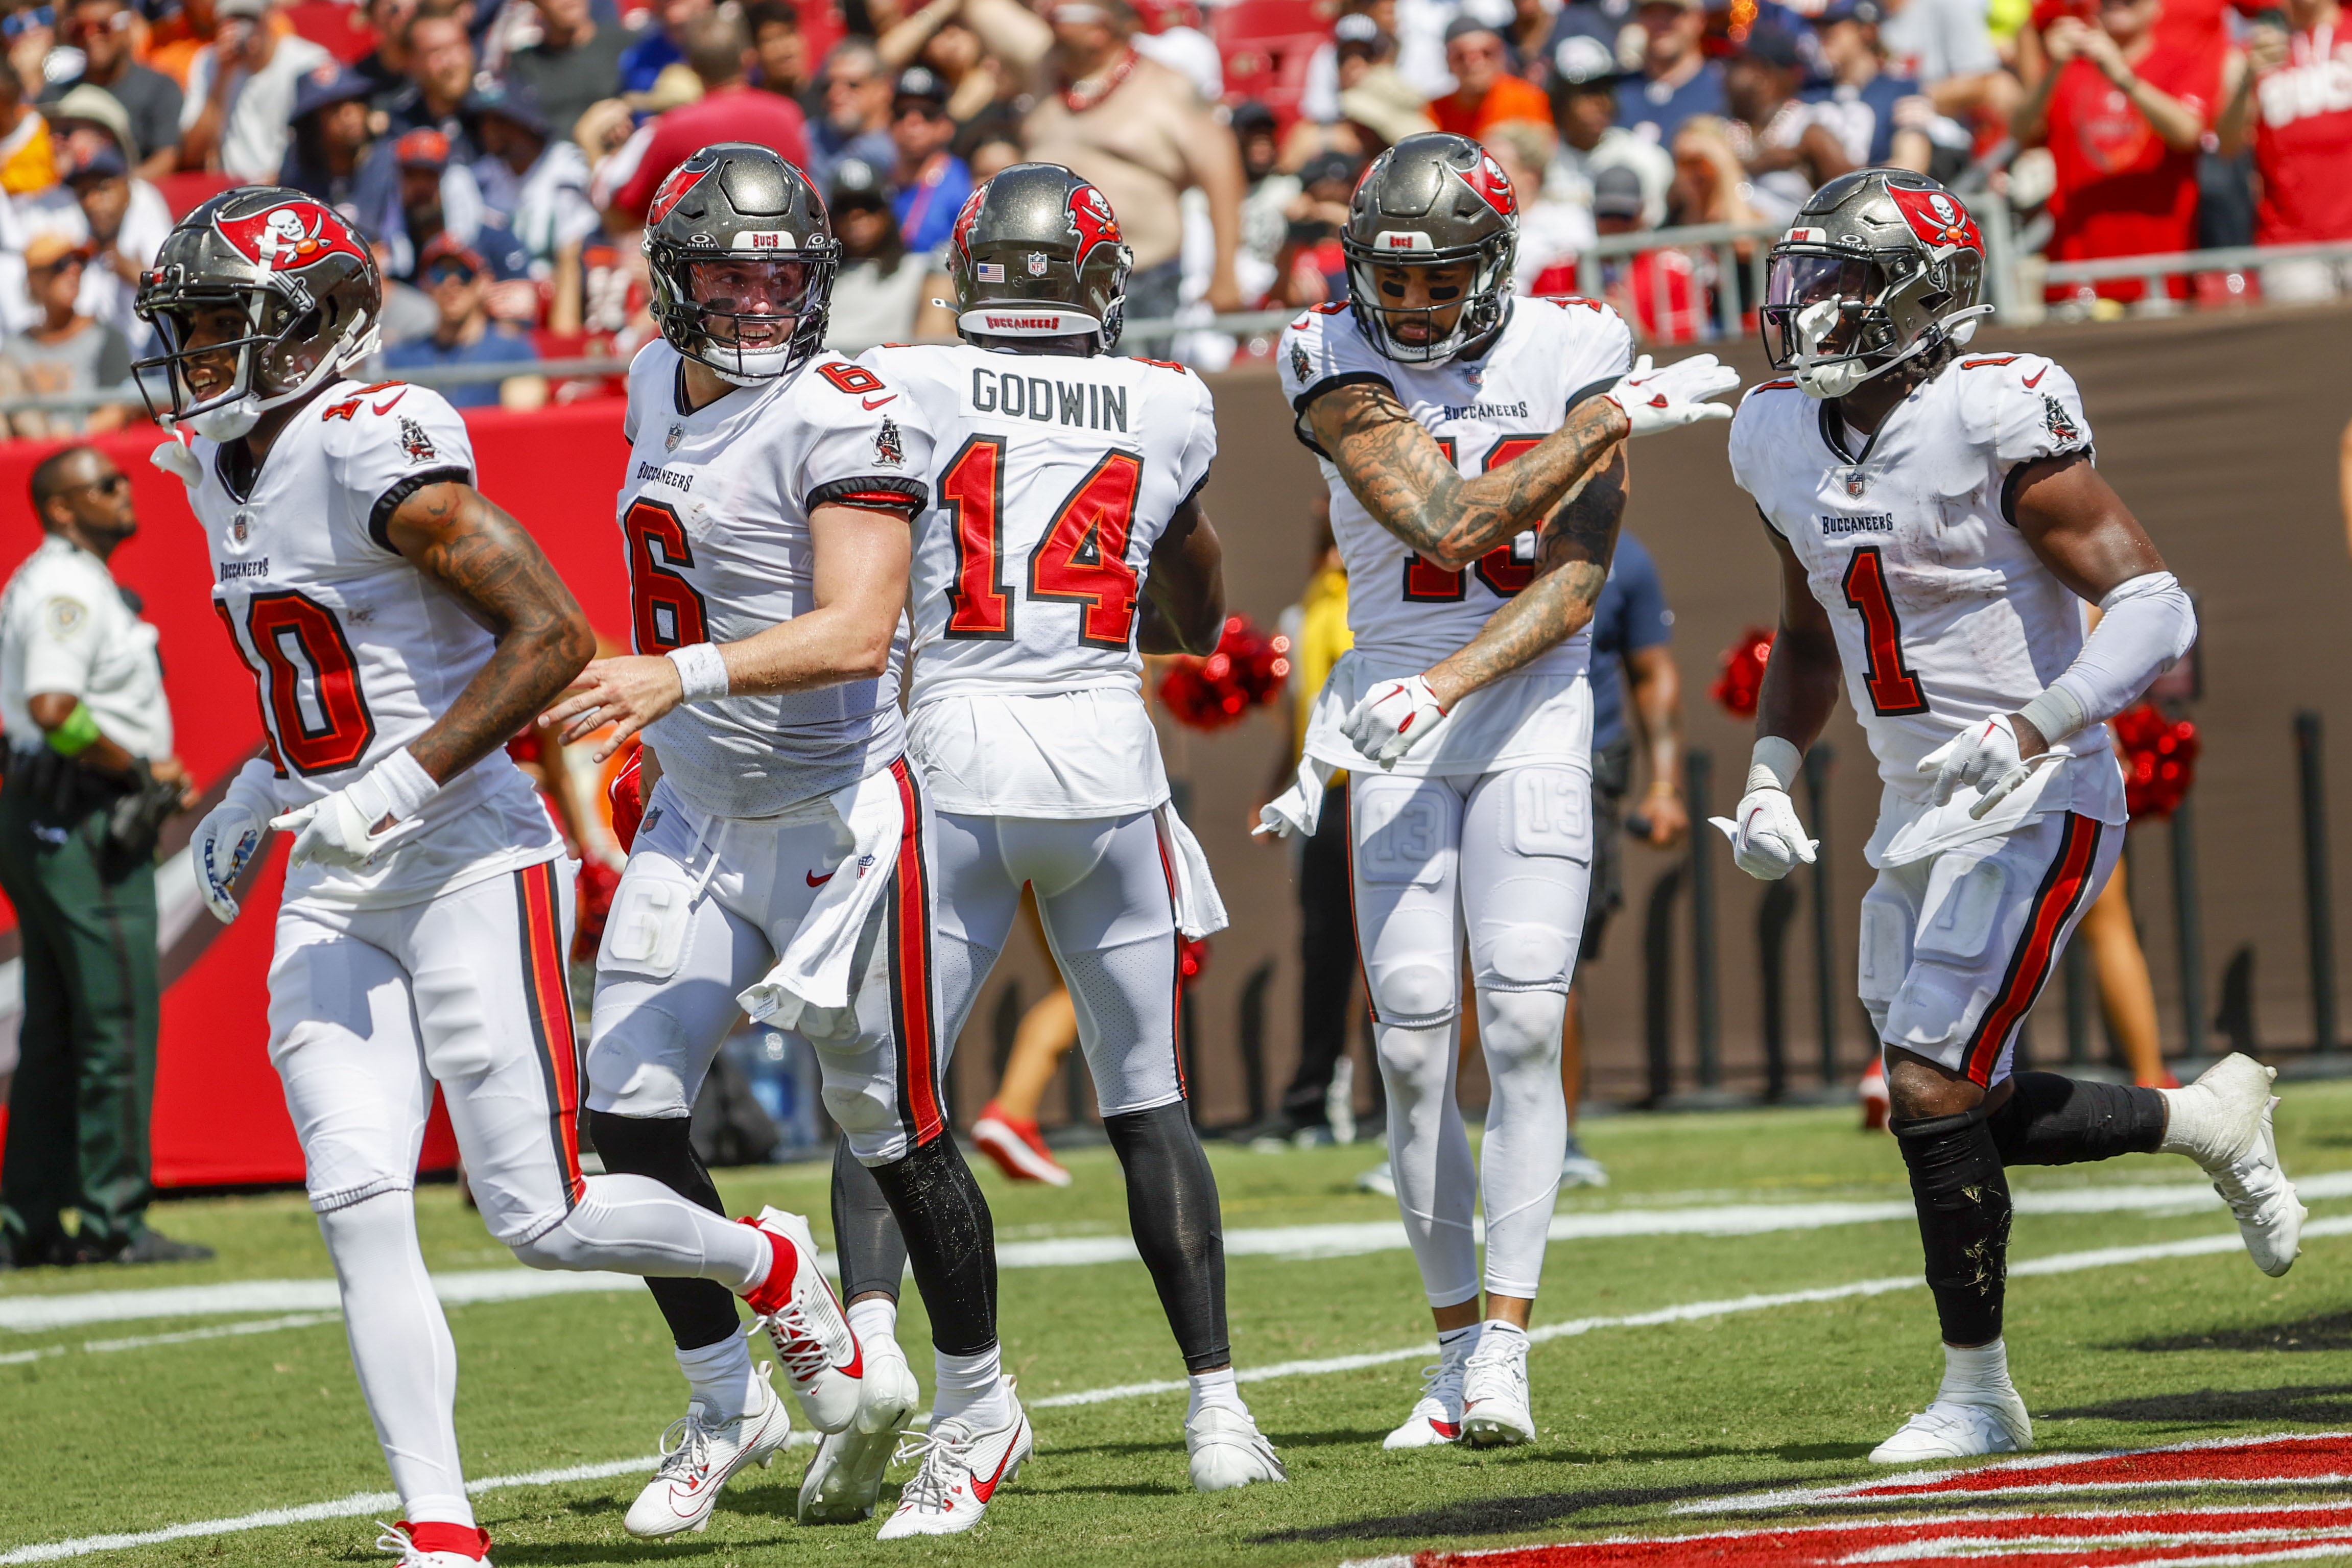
[893,99,946,119]
[2,7,55,36]
[67,472,129,495]
[423,260,479,285]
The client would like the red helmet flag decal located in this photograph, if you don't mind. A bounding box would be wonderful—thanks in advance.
[647,163,709,226]
[1066,182,1121,262]
[215,200,370,273]
[1888,185,1982,254]
[1461,152,1517,219]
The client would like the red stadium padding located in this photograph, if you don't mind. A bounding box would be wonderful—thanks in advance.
[0,398,633,1187]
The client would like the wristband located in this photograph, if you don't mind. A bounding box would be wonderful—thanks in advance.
[1747,734,1803,795]
[667,643,730,704]
[44,700,102,758]
[371,746,440,821]
[2016,685,2088,748]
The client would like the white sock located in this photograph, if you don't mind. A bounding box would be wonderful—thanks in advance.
[933,1345,1010,1429]
[1477,1319,1529,1356]
[676,1332,759,1424]
[1186,1365,1246,1421]
[1939,1338,2012,1397]
[846,1296,898,1349]
[2155,1068,2264,1169]
[1437,1322,1483,1361]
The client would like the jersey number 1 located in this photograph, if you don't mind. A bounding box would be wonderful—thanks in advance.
[1401,437,1541,603]
[1841,545,1929,717]
[940,435,1142,649]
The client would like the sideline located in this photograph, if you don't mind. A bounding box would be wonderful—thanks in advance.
[4,1218,2343,1564]
[7,1171,2345,1336]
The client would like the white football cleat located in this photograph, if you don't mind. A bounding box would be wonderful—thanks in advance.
[739,1206,863,1433]
[1185,1404,1287,1492]
[1869,1390,2032,1464]
[1383,1337,1473,1449]
[2175,1058,2309,1277]
[1560,1131,1609,1189]
[374,1521,492,1566]
[875,1386,1032,1539]
[624,1363,792,1538]
[1460,1329,1535,1448]
[799,1332,921,1523]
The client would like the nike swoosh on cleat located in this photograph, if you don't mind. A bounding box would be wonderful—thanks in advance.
[2021,367,2047,388]
[807,870,835,886]
[970,1430,1021,1502]
[863,394,897,409]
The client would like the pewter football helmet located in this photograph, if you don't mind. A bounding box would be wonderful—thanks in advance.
[645,142,838,385]
[1761,170,1990,399]
[1340,132,1518,366]
[946,163,1132,353]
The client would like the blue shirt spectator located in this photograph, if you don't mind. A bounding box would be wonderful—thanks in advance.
[382,234,545,409]
[1617,0,1727,142]
[1588,531,1672,751]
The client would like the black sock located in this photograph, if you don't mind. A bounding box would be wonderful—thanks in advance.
[1103,1101,1230,1373]
[1988,1071,2167,1166]
[866,1132,997,1357]
[830,1136,909,1303]
[1892,1107,2011,1347]
[586,1109,742,1352]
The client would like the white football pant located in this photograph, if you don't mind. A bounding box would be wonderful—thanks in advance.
[1349,765,1593,1307]
[1860,811,2118,1088]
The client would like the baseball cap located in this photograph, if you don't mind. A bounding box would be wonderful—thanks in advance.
[394,127,452,169]
[289,63,373,125]
[894,65,948,106]
[1591,164,1645,220]
[1740,22,1804,65]
[1813,0,1886,21]
[1230,98,1277,132]
[215,0,268,19]
[829,156,893,210]
[1299,149,1359,188]
[1442,12,1502,43]
[23,233,89,270]
[418,231,488,277]
[1552,33,1621,86]
[466,80,550,138]
[48,82,138,164]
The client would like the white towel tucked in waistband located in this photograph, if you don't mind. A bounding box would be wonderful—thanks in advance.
[736,769,904,1033]
[1155,801,1228,939]
[1252,755,1338,841]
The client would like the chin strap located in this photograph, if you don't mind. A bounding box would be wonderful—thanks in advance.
[1796,301,1997,398]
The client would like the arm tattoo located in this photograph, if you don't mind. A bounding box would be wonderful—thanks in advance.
[391,482,595,785]
[1423,447,1627,706]
[1313,383,1629,570]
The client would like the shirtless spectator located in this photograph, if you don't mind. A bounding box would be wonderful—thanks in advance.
[2216,0,2352,301]
[1016,0,1245,318]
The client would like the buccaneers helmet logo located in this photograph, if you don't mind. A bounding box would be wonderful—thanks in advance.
[1066,183,1121,260]
[1888,185,1982,253]
[647,164,710,226]
[216,200,370,273]
[950,186,988,270]
[1461,154,1517,219]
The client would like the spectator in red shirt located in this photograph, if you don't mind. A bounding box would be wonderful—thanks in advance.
[1429,15,1555,142]
[609,4,809,222]
[2217,0,2352,300]
[2012,0,2225,307]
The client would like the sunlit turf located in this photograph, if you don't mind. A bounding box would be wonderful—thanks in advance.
[5,1084,2348,1566]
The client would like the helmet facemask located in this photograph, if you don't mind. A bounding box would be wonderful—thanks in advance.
[137,282,378,441]
[650,250,836,386]
[1762,241,1990,400]
[1342,241,1512,367]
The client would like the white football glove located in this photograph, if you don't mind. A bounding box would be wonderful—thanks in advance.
[270,748,439,871]
[1918,715,2072,821]
[1341,675,1446,769]
[1708,786,1818,881]
[1602,353,1743,438]
[191,763,278,924]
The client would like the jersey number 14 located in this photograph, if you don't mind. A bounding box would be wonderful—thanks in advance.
[939,435,1143,650]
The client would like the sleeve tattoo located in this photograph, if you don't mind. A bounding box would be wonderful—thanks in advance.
[1424,446,1628,704]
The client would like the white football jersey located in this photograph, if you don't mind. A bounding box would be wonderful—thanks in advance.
[1276,296,1635,678]
[862,342,1214,817]
[1728,351,2128,867]
[616,340,936,821]
[191,378,561,909]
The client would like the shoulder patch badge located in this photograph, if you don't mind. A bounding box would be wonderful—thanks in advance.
[399,416,437,463]
[874,416,905,468]
[2041,393,2080,446]
[45,596,87,636]
[1289,341,1311,386]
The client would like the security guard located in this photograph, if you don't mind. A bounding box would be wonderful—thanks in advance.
[0,445,204,1268]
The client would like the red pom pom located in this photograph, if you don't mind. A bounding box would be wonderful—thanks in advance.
[1178,935,1210,986]
[1156,615,1291,731]
[1711,626,1774,718]
[2110,701,2199,820]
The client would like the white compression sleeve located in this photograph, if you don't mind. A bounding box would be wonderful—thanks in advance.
[2016,572,2196,744]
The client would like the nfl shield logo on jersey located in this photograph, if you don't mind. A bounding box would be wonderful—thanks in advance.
[1843,468,1867,498]
[666,422,685,453]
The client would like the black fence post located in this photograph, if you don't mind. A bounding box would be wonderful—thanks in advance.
[2296,711,2337,1056]
[1804,744,1838,1086]
[1758,880,1797,1099]
[2170,793,2206,1063]
[1642,865,1683,1103]
[1237,958,1274,1127]
[1688,748,1721,1090]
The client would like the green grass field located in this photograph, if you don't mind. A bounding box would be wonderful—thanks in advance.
[4,1084,2349,1567]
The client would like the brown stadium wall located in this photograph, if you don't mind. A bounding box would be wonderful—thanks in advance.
[947,303,2352,1125]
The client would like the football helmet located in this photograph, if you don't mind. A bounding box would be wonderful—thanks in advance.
[1761,170,1991,400]
[133,187,381,441]
[945,163,1132,353]
[1341,131,1518,366]
[645,143,838,385]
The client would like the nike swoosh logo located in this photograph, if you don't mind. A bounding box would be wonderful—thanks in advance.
[807,869,835,886]
[863,394,896,410]
[970,1425,1022,1502]
[2021,367,2047,389]
[372,390,407,414]
[1431,1419,1460,1438]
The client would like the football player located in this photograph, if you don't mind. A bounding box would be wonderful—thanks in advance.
[151,188,858,1568]
[1267,132,1739,1451]
[535,144,1008,1540]
[1721,170,2307,1462]
[808,163,1282,1534]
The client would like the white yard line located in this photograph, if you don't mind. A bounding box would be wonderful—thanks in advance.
[9,1171,2346,1337]
[8,1218,2341,1565]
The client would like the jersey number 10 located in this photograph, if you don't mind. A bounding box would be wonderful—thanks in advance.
[1401,437,1541,603]
[938,435,1144,650]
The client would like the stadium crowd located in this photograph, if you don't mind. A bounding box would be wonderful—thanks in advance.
[0,0,2338,429]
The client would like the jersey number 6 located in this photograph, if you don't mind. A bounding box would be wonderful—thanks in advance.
[625,498,712,653]
[940,435,1143,650]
